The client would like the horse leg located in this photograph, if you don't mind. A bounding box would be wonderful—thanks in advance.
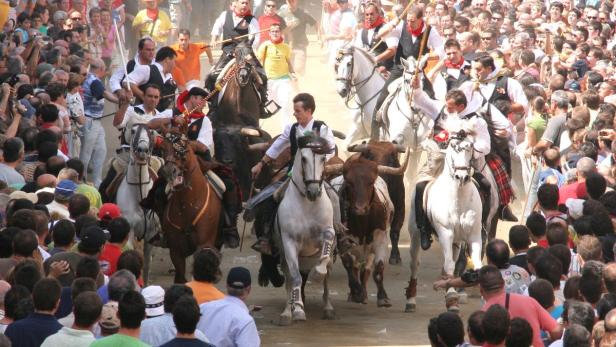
[468,225,484,271]
[168,244,187,283]
[278,259,294,326]
[322,272,335,320]
[389,177,405,265]
[341,252,363,303]
[406,189,421,312]
[143,236,153,286]
[314,227,335,280]
[436,225,455,278]
[301,271,309,305]
[280,234,305,323]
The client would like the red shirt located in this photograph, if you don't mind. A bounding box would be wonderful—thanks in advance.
[99,243,122,276]
[536,239,549,248]
[258,14,285,45]
[482,292,559,347]
[558,182,584,206]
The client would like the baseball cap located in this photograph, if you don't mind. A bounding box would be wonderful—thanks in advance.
[99,302,120,335]
[142,285,165,317]
[227,267,251,290]
[55,179,78,201]
[98,203,121,220]
[80,225,108,250]
[565,198,585,220]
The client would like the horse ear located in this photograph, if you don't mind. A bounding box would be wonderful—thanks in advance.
[400,58,409,69]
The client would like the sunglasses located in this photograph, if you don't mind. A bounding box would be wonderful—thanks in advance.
[71,17,82,21]
[481,36,492,40]
[265,4,276,7]
[587,16,597,19]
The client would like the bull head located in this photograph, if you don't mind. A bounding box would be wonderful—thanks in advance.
[377,147,410,175]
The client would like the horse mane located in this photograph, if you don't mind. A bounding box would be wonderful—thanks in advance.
[354,46,377,65]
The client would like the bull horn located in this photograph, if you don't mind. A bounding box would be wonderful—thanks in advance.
[240,128,260,137]
[393,144,406,153]
[377,147,410,175]
[332,130,346,140]
[323,163,344,176]
[247,143,270,152]
[347,143,369,153]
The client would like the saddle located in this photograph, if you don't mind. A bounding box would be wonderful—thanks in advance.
[105,156,163,202]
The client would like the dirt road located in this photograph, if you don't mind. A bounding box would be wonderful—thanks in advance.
[106,37,520,346]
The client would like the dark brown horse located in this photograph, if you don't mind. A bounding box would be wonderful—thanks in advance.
[158,127,222,283]
[214,42,264,128]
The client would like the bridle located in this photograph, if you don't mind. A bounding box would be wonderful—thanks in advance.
[235,59,255,87]
[291,143,332,198]
[389,63,426,151]
[335,47,380,110]
[126,124,153,187]
[446,131,475,180]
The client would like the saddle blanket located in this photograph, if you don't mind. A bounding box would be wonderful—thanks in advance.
[487,154,514,205]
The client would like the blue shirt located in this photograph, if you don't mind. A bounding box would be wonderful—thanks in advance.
[140,313,210,346]
[197,296,260,347]
[5,312,62,347]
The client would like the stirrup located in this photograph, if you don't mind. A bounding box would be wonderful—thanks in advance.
[263,100,281,117]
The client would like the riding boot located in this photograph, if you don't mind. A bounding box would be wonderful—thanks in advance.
[500,205,518,222]
[472,172,492,226]
[415,180,433,251]
[251,196,277,256]
[99,165,117,203]
[221,196,240,249]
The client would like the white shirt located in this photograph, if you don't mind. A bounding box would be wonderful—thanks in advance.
[46,200,70,220]
[109,54,154,93]
[413,88,491,157]
[458,67,529,112]
[197,296,260,347]
[38,245,50,261]
[127,62,173,87]
[211,11,260,51]
[40,327,95,347]
[140,313,209,346]
[265,118,336,160]
[116,104,171,130]
[190,116,214,150]
[353,26,398,50]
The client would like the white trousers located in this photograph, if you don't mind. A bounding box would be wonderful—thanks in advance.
[268,77,293,132]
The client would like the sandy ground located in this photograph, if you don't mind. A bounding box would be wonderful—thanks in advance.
[101,37,522,347]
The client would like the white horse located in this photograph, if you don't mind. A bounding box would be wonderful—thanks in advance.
[406,124,486,312]
[377,57,433,185]
[275,134,337,325]
[115,123,160,285]
[335,46,385,146]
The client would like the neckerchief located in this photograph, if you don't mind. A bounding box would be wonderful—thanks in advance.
[407,19,424,37]
[364,16,385,30]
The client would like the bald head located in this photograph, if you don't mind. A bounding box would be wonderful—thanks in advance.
[89,58,106,72]
[577,157,596,178]
[37,173,57,188]
[0,280,10,306]
[606,309,616,332]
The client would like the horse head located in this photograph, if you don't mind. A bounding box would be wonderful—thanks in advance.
[129,123,152,165]
[233,41,258,87]
[446,128,475,183]
[159,127,191,188]
[335,46,355,97]
[295,134,332,201]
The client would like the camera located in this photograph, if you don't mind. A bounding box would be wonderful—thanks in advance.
[461,269,479,284]
[6,74,19,87]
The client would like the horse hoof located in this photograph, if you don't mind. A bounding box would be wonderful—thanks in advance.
[292,309,306,321]
[270,272,285,288]
[278,315,292,326]
[458,291,468,304]
[405,303,416,313]
[388,255,401,265]
[322,309,335,320]
[258,271,270,287]
[377,298,392,308]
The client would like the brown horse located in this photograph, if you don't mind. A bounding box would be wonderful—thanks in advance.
[214,42,265,128]
[158,127,223,283]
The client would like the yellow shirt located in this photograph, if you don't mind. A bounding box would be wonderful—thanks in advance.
[132,9,172,45]
[257,41,292,80]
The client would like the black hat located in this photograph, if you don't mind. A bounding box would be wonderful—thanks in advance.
[187,87,208,97]
[227,267,251,289]
[80,225,108,250]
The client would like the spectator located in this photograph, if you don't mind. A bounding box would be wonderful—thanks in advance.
[509,225,531,273]
[580,261,605,307]
[41,291,102,347]
[535,254,565,302]
[160,295,215,347]
[486,239,531,294]
[562,324,591,347]
[91,291,148,347]
[140,284,209,346]
[46,179,78,220]
[526,212,548,248]
[0,229,38,280]
[482,304,510,347]
[186,248,224,305]
[506,318,533,347]
[0,285,31,333]
[197,267,260,347]
[4,278,62,347]
[0,138,26,187]
[99,216,129,276]
[57,277,97,327]
[467,310,485,346]
[434,311,465,347]
[49,220,75,256]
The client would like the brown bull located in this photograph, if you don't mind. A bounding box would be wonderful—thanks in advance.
[347,141,406,265]
[335,149,408,307]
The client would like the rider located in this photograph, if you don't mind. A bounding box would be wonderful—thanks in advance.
[249,93,336,258]
[99,84,169,202]
[206,0,271,117]
[410,84,495,251]
[459,54,522,221]
[174,87,242,248]
[125,46,178,112]
[352,2,396,72]
[109,37,156,104]
[425,39,472,96]
[372,4,444,138]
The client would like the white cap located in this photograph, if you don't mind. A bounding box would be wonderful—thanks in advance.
[565,198,585,220]
[142,285,165,317]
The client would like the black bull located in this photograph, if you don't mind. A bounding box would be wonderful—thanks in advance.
[213,126,272,201]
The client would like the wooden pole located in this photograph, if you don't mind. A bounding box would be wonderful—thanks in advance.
[369,0,416,53]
